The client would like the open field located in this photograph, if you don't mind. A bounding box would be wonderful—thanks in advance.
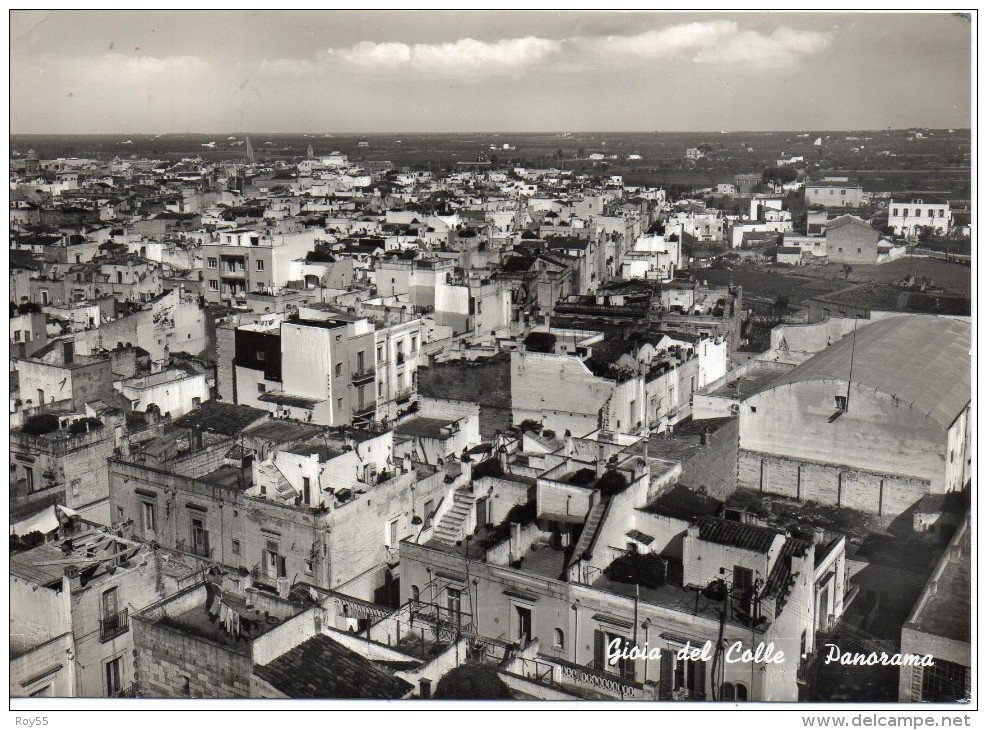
[10,128,972,199]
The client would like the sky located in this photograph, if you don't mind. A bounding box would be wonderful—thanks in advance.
[9,10,973,134]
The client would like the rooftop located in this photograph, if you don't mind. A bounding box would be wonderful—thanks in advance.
[768,315,970,429]
[173,401,268,436]
[906,518,970,644]
[394,416,459,440]
[254,633,414,699]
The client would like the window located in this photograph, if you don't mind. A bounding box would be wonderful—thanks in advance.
[208,280,219,291]
[256,350,265,361]
[191,517,210,558]
[100,588,127,641]
[335,362,343,377]
[476,299,483,314]
[181,676,191,696]
[835,395,847,412]
[257,383,266,394]
[410,335,418,353]
[357,351,365,371]
[232,539,240,555]
[893,208,899,216]
[595,630,634,681]
[672,652,706,698]
[378,381,384,397]
[733,566,753,594]
[256,259,265,271]
[857,248,862,254]
[337,397,344,410]
[446,588,462,623]
[303,477,311,504]
[105,656,124,697]
[265,541,287,580]
[207,257,218,269]
[24,467,34,493]
[377,346,383,360]
[553,628,565,650]
[13,330,20,342]
[142,502,156,533]
[411,585,420,605]
[721,682,748,701]
[938,210,945,218]
[749,406,756,414]
[903,208,909,216]
[838,247,843,253]
[514,605,533,644]
[921,659,968,702]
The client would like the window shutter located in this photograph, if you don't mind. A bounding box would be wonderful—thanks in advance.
[692,659,707,699]
[620,642,636,683]
[593,630,606,670]
[659,648,673,700]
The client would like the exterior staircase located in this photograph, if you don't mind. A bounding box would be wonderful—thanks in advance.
[570,501,607,568]
[432,488,473,546]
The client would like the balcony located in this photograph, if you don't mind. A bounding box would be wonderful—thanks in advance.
[100,609,129,642]
[394,386,415,403]
[353,400,377,417]
[351,367,375,384]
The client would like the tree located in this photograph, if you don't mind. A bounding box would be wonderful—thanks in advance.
[762,166,797,185]
[577,147,586,158]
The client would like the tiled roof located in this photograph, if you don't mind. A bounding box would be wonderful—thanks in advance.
[696,516,781,554]
[254,634,414,699]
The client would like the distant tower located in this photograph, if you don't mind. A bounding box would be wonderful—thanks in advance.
[24,148,39,177]
[307,144,314,160]
[245,137,255,164]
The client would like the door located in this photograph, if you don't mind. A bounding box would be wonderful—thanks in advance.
[515,605,532,644]
[105,657,123,696]
[475,497,488,528]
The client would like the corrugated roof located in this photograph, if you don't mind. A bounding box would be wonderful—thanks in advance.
[254,633,413,699]
[697,516,781,554]
[767,315,970,429]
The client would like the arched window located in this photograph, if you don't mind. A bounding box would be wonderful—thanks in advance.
[411,585,420,606]
[553,628,565,650]
[721,682,748,701]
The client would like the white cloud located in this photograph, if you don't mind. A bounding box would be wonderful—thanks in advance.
[335,36,563,75]
[577,21,831,70]
[591,21,739,59]
[342,41,411,67]
[692,27,833,69]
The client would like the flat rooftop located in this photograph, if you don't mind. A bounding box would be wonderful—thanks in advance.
[394,416,458,440]
[709,365,790,399]
[907,524,970,643]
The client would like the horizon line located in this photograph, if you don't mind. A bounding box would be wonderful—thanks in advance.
[9,127,972,137]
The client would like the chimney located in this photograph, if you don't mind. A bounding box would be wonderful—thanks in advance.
[402,453,412,474]
[498,446,508,472]
[419,678,432,700]
[564,429,574,457]
[595,442,607,478]
[700,427,712,447]
[813,527,826,545]
[686,523,700,540]
[62,566,82,593]
[510,522,522,563]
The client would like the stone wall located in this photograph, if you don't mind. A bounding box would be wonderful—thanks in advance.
[418,353,511,437]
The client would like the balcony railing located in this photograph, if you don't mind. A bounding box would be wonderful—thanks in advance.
[351,367,375,383]
[394,386,415,403]
[108,685,138,698]
[353,400,377,417]
[100,609,129,642]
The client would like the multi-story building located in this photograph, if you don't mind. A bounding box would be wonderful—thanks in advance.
[201,228,317,304]
[888,198,952,240]
[804,182,864,208]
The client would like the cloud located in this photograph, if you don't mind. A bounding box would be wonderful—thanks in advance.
[578,21,831,70]
[336,36,563,75]
[257,22,832,81]
[692,26,833,69]
[588,21,738,58]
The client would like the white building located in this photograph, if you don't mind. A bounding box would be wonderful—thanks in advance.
[888,198,952,240]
